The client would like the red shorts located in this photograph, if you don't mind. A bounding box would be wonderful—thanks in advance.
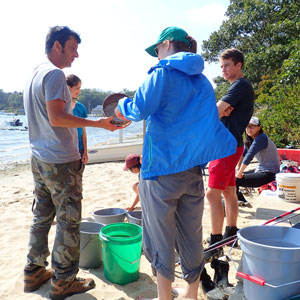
[208,146,244,190]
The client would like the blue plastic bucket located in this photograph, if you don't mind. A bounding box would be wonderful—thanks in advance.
[238,226,300,300]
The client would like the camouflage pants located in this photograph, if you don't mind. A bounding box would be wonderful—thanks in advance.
[25,155,84,281]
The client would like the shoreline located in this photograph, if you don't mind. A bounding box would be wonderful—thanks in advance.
[0,135,144,172]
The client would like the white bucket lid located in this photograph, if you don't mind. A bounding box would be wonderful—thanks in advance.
[276,173,300,179]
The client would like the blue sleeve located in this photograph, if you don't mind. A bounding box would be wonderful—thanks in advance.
[117,68,166,121]
[242,134,268,165]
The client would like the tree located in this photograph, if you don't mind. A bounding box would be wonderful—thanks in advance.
[7,92,23,110]
[0,89,9,110]
[201,0,300,86]
[201,0,300,147]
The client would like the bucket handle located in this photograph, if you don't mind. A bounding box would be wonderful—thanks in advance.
[101,236,141,265]
[237,271,300,288]
[81,235,97,252]
[236,272,265,286]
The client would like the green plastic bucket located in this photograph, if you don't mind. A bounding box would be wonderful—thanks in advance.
[99,222,142,285]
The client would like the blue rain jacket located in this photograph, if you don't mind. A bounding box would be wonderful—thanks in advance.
[118,52,237,179]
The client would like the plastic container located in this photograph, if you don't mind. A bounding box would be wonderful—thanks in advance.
[99,222,142,285]
[278,149,300,163]
[93,208,126,225]
[276,173,300,202]
[79,222,104,268]
[103,93,131,127]
[237,226,300,300]
[126,210,142,226]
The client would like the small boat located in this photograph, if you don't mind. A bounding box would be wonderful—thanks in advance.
[87,141,143,164]
[9,119,23,127]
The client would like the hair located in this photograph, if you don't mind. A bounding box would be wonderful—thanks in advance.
[130,156,142,170]
[45,26,81,54]
[244,120,263,149]
[172,35,197,54]
[66,74,81,88]
[220,48,244,68]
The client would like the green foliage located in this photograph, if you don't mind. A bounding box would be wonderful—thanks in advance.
[0,89,10,110]
[256,82,300,148]
[202,0,300,86]
[8,92,23,110]
[78,89,111,114]
[206,0,300,147]
[0,88,137,114]
[213,76,230,101]
[78,88,136,114]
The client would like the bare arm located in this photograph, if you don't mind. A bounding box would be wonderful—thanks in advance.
[217,100,233,118]
[46,99,117,131]
[236,155,244,171]
[126,182,140,211]
[236,163,248,179]
[81,128,88,164]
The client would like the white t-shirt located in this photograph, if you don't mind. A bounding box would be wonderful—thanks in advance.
[24,61,80,163]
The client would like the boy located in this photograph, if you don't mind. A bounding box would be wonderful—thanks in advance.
[123,153,141,211]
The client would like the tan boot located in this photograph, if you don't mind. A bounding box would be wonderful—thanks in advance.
[24,266,53,292]
[49,277,95,300]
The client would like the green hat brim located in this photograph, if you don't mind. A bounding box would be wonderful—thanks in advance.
[145,44,158,57]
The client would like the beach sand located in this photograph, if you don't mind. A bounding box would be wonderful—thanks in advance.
[0,161,259,300]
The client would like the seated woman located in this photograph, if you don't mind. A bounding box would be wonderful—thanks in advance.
[236,116,280,206]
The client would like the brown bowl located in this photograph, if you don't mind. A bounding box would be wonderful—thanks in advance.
[103,93,131,126]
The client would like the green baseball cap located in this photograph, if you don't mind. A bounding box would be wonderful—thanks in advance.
[145,26,190,57]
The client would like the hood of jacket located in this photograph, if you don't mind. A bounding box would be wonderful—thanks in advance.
[148,52,204,76]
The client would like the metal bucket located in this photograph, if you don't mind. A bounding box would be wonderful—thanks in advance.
[237,226,300,300]
[79,221,104,269]
[93,208,126,225]
[126,210,142,226]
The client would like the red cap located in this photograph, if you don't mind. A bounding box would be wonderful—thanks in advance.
[123,154,140,171]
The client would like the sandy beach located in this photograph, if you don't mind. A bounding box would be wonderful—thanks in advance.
[0,161,263,300]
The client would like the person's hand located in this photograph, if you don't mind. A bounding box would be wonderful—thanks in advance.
[93,116,119,131]
[114,108,127,121]
[223,106,234,117]
[236,172,244,179]
[126,206,134,212]
[81,152,88,164]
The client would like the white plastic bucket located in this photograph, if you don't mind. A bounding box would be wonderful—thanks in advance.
[276,173,300,202]
[79,222,104,268]
[238,226,300,300]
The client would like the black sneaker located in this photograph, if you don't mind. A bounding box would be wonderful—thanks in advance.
[223,226,239,247]
[200,267,226,300]
[204,234,224,262]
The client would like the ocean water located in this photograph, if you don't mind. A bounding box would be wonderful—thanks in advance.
[0,113,143,169]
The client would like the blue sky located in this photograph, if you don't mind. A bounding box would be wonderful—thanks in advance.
[0,0,229,93]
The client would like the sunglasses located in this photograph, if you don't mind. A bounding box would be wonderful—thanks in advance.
[246,125,258,129]
[154,43,163,55]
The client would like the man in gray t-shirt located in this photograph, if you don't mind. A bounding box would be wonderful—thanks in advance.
[23,26,118,299]
[25,62,80,163]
